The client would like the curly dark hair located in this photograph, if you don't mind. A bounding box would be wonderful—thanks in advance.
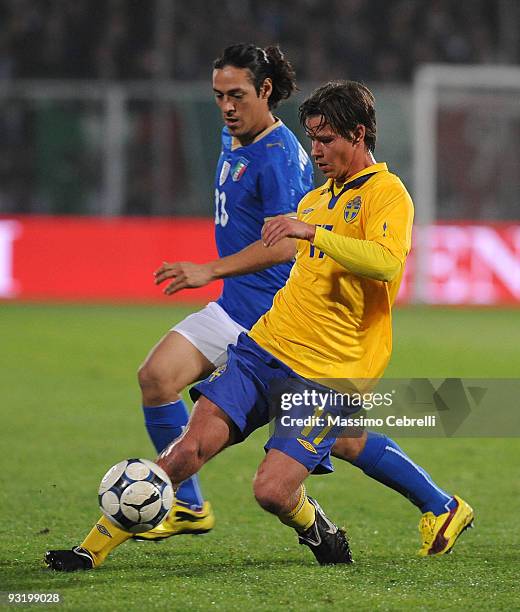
[213,43,297,109]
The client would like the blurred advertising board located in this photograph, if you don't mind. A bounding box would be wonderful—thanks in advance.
[0,217,518,305]
[397,223,520,305]
[0,217,221,302]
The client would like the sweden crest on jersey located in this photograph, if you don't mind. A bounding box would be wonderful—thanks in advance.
[344,196,361,223]
[208,364,227,382]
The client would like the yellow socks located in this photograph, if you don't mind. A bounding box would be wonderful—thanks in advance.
[80,515,132,567]
[279,486,316,532]
[81,489,316,566]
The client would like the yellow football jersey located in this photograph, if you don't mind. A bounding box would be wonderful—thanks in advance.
[249,162,414,381]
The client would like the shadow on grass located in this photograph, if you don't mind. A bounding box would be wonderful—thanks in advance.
[10,551,354,590]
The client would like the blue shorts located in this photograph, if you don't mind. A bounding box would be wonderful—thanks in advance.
[191,333,349,474]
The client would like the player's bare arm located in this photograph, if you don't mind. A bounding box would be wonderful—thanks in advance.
[154,237,296,295]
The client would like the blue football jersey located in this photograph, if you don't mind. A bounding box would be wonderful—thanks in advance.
[214,120,313,329]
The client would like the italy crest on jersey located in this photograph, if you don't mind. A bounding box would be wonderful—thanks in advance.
[232,157,249,181]
[344,196,361,223]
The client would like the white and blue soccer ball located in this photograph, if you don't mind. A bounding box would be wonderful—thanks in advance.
[98,458,174,533]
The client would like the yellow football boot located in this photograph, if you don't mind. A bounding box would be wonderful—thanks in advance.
[133,501,215,541]
[418,495,474,557]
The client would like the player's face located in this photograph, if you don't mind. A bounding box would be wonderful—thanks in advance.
[305,116,362,184]
[213,66,272,145]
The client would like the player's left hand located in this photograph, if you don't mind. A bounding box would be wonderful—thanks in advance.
[262,216,316,247]
[154,261,215,295]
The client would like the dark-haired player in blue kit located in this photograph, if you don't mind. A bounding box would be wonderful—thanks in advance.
[45,43,313,571]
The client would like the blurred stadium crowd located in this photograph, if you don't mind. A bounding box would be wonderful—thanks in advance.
[0,0,512,83]
[0,0,518,217]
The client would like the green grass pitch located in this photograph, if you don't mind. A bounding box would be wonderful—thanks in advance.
[1,303,519,611]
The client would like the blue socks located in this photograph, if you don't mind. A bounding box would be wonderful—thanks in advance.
[351,432,456,515]
[143,400,204,510]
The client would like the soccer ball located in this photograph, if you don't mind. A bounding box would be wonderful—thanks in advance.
[98,458,174,533]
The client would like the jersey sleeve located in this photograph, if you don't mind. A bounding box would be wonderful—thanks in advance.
[258,154,303,219]
[313,227,401,281]
[363,180,414,264]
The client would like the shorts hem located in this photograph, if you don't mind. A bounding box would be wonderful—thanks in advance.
[265,438,335,475]
[189,385,247,440]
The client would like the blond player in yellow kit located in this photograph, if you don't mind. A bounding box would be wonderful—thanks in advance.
[47,81,473,568]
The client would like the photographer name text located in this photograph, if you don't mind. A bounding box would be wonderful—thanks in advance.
[280,414,437,428]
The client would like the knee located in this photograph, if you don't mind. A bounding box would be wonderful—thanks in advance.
[252,472,286,515]
[332,434,367,462]
[138,360,179,398]
[137,360,162,390]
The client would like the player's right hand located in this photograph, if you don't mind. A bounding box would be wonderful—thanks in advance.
[154,261,215,295]
[262,216,316,247]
